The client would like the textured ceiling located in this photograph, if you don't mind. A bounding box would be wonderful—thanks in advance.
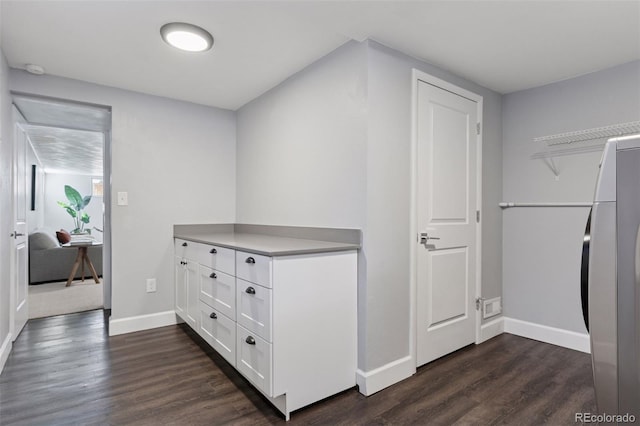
[25,124,104,176]
[15,95,108,176]
[2,1,639,111]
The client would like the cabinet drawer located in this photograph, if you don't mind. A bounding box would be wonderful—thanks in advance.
[198,301,236,367]
[236,279,272,341]
[236,251,272,288]
[199,266,235,320]
[199,245,235,276]
[175,239,200,260]
[237,324,272,396]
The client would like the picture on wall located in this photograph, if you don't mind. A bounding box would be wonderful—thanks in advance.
[30,164,36,211]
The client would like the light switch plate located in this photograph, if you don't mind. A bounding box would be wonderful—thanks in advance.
[117,192,128,206]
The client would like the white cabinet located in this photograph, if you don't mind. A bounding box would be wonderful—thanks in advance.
[236,278,272,341]
[199,266,235,320]
[175,239,198,329]
[175,236,357,421]
[236,251,272,288]
[198,301,236,366]
[237,324,273,394]
[199,245,235,275]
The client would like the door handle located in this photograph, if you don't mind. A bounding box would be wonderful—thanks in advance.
[580,210,591,331]
[419,232,440,244]
[11,232,25,239]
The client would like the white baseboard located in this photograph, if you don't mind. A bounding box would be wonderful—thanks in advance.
[0,332,13,375]
[503,317,590,354]
[478,316,504,344]
[109,310,178,336]
[356,355,414,396]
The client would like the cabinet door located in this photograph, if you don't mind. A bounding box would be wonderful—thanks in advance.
[200,266,235,319]
[237,278,272,341]
[175,256,187,319]
[237,324,272,396]
[185,258,199,330]
[198,301,236,367]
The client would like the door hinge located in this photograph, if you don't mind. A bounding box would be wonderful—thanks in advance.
[476,122,481,135]
[476,210,480,223]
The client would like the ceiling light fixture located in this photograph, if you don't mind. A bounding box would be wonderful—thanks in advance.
[160,22,213,52]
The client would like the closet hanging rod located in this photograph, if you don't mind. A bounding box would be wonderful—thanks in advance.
[499,202,593,209]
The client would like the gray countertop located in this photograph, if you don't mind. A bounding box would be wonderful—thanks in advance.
[174,231,360,256]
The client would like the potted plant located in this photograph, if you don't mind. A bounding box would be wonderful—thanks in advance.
[57,185,92,234]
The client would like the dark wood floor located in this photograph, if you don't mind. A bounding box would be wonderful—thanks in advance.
[0,310,596,425]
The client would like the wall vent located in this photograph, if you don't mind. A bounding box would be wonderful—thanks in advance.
[482,297,502,319]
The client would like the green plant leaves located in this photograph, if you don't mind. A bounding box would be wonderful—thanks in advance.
[59,185,92,232]
[65,185,83,209]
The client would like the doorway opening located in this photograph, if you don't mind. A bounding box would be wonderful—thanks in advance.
[10,92,112,329]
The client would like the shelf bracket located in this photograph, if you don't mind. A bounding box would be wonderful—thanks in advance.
[543,156,560,179]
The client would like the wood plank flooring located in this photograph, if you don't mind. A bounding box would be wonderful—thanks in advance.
[0,310,596,425]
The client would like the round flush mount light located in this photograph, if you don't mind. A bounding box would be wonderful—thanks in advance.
[160,22,213,52]
[25,64,45,75]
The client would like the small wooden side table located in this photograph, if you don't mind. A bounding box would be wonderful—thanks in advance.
[63,243,102,287]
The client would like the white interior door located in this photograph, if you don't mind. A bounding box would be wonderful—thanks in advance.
[11,116,29,340]
[416,79,479,366]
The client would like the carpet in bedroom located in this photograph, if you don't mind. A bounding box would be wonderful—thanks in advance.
[29,279,103,319]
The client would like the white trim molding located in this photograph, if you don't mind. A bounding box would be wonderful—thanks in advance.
[479,316,504,344]
[503,317,590,354]
[109,310,178,336]
[356,355,414,396]
[0,332,13,375]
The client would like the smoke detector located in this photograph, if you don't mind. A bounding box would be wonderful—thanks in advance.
[25,64,45,75]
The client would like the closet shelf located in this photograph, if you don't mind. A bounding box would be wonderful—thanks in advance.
[531,121,640,177]
[534,121,640,146]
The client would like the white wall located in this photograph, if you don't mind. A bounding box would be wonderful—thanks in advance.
[362,42,503,370]
[0,47,12,371]
[502,60,640,333]
[237,40,503,378]
[44,173,104,241]
[9,70,237,323]
[236,41,368,227]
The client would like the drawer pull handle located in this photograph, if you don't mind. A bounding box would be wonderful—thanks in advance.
[182,242,188,247]
[209,272,217,279]
[209,312,217,319]
[245,257,256,264]
[245,286,256,295]
[210,248,217,254]
[245,336,256,345]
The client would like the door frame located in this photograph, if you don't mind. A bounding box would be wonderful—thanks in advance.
[9,108,28,341]
[9,91,113,311]
[409,69,483,370]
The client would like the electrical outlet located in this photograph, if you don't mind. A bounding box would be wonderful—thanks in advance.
[146,278,157,293]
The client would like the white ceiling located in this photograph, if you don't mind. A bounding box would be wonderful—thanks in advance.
[2,1,638,111]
